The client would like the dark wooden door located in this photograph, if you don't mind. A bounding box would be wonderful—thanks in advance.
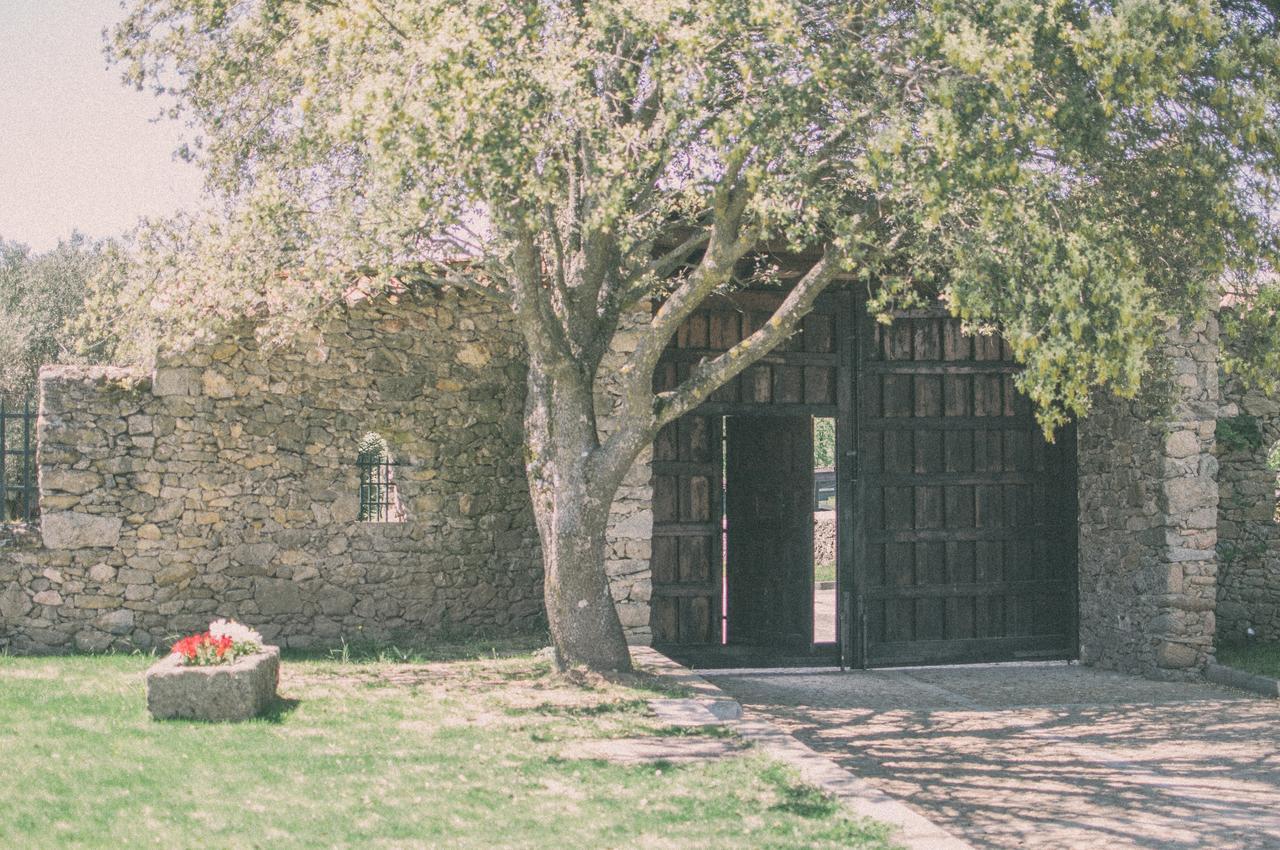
[650,414,722,645]
[851,307,1078,666]
[725,416,814,647]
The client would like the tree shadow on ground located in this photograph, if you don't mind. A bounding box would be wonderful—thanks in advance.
[710,666,1280,850]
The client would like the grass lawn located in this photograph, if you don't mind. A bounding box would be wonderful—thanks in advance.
[0,640,898,849]
[814,562,836,584]
[1217,641,1280,679]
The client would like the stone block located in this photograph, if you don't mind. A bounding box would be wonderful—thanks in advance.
[1155,641,1199,669]
[152,367,202,397]
[88,563,116,583]
[0,583,33,620]
[331,494,361,524]
[75,629,113,652]
[145,647,280,721]
[230,543,278,568]
[1164,430,1200,459]
[317,586,357,615]
[40,469,102,495]
[255,578,303,615]
[97,609,134,635]
[156,564,197,587]
[202,370,236,399]
[32,590,63,607]
[41,512,123,550]
[1163,478,1215,516]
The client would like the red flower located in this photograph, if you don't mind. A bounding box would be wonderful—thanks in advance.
[170,630,237,664]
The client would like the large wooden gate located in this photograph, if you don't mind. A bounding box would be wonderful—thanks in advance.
[650,291,843,647]
[851,307,1077,666]
[650,287,1078,666]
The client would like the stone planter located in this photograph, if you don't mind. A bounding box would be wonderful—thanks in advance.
[145,646,281,721]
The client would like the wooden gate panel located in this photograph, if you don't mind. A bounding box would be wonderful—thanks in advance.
[651,290,844,648]
[650,414,722,645]
[724,416,814,647]
[657,292,841,417]
[854,309,1077,666]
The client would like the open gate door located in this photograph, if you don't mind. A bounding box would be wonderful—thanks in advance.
[650,414,722,645]
[724,416,814,648]
[849,307,1078,667]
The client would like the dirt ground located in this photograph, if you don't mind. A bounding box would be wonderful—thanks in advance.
[705,662,1280,850]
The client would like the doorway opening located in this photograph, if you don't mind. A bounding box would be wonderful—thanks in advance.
[718,414,837,651]
[813,417,836,643]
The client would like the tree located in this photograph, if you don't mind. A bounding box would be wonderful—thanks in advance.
[814,419,835,470]
[0,233,112,403]
[108,0,1280,670]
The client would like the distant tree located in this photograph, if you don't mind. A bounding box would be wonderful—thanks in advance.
[814,419,835,470]
[108,0,1280,671]
[0,233,112,403]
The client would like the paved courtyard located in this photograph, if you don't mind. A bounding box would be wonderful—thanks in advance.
[705,663,1280,850]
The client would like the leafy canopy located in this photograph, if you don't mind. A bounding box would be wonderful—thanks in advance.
[0,233,114,402]
[106,0,1280,432]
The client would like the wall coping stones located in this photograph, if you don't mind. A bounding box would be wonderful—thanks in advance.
[38,364,150,387]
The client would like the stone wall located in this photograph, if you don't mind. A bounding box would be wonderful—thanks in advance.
[1216,368,1280,642]
[0,288,549,652]
[597,307,656,646]
[1076,312,1220,677]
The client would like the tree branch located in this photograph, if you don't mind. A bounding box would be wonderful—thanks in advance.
[617,228,710,300]
[653,245,846,428]
[502,212,577,367]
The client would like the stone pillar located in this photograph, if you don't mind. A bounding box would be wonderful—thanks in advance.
[1077,311,1220,678]
[597,307,655,646]
[1215,366,1280,642]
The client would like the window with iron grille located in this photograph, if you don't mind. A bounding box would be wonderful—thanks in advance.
[1,398,37,524]
[357,432,405,522]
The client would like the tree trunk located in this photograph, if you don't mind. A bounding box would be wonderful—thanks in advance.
[537,486,632,671]
[523,360,634,672]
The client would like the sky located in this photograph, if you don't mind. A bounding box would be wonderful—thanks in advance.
[0,0,202,252]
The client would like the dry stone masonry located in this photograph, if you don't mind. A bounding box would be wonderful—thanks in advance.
[0,287,547,652]
[595,307,656,646]
[2,280,1278,675]
[1216,360,1280,643]
[1076,310,1221,678]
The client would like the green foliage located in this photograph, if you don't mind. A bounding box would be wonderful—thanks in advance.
[102,0,1280,435]
[0,233,113,401]
[1217,641,1280,679]
[814,418,835,469]
[356,431,389,460]
[1218,413,1265,454]
[1218,538,1268,568]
